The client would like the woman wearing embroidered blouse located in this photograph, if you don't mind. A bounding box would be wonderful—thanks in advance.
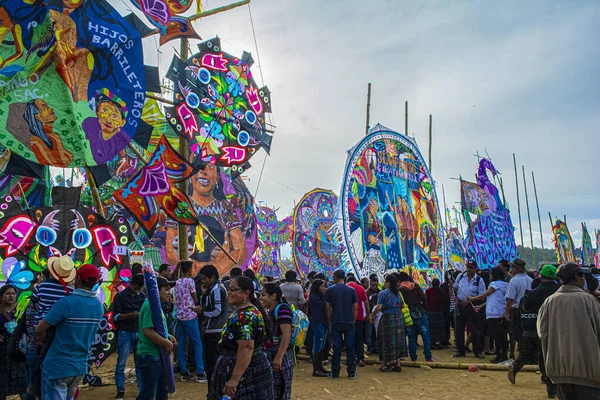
[208,276,274,400]
[261,283,294,400]
[370,275,406,372]
[467,267,509,363]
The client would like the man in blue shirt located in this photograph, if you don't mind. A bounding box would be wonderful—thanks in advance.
[36,264,104,400]
[504,258,533,358]
[453,260,486,358]
[324,269,358,379]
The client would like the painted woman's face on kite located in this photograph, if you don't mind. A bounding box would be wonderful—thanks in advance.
[97,101,126,139]
[34,99,56,126]
[193,164,218,196]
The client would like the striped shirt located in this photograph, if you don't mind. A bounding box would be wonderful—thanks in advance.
[31,278,73,324]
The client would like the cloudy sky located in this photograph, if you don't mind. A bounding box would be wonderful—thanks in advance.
[122,0,600,250]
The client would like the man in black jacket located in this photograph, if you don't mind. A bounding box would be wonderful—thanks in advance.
[112,273,145,400]
[508,264,559,398]
[197,264,229,388]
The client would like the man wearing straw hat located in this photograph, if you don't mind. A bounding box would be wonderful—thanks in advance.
[36,264,104,400]
[28,256,76,397]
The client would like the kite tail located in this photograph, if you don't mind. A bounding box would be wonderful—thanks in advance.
[143,264,176,393]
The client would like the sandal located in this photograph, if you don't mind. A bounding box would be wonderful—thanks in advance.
[379,365,392,372]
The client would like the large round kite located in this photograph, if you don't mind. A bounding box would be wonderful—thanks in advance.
[292,188,346,278]
[339,124,443,282]
[0,1,146,167]
[165,37,272,171]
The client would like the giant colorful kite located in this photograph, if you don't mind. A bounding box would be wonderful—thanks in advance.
[461,158,518,269]
[293,188,346,278]
[339,124,442,282]
[165,37,272,170]
[551,218,576,264]
[0,0,147,167]
[252,204,285,278]
[581,222,595,266]
[156,165,257,277]
[446,227,466,271]
[595,229,600,268]
[114,135,199,237]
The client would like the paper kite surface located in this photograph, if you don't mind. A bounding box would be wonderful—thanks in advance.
[339,124,443,283]
[0,0,146,167]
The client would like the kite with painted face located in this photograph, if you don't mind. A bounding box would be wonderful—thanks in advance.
[165,37,272,172]
[0,0,147,167]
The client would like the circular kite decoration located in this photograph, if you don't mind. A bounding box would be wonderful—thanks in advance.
[292,188,346,279]
[0,1,146,167]
[339,124,443,281]
[165,36,272,168]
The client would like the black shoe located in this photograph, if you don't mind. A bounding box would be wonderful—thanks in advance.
[507,365,516,384]
[180,372,192,381]
[328,373,339,379]
[348,372,357,379]
[452,353,466,358]
[313,369,328,377]
[474,353,485,359]
[115,391,125,400]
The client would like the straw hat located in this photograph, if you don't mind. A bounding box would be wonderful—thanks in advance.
[48,256,76,283]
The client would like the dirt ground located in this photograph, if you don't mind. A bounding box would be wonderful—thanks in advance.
[79,346,550,400]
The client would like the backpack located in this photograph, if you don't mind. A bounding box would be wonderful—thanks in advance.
[275,303,309,348]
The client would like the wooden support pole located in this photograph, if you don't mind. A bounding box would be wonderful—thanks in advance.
[428,114,433,172]
[405,100,409,136]
[513,154,525,257]
[142,0,251,38]
[85,166,105,217]
[17,183,29,209]
[178,38,190,262]
[532,171,545,252]
[499,177,507,207]
[365,83,371,135]
[522,165,535,268]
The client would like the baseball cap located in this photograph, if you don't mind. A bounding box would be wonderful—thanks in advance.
[539,264,557,280]
[157,276,176,288]
[556,262,582,282]
[510,258,527,271]
[466,260,478,269]
[78,264,100,284]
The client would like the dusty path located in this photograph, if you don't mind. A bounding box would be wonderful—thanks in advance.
[79,346,549,400]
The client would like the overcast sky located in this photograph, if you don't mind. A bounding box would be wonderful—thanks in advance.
[120,0,600,251]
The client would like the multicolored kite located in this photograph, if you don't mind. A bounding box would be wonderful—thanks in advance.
[293,188,346,279]
[114,135,198,238]
[446,227,466,271]
[551,218,576,264]
[165,37,272,170]
[252,204,284,278]
[339,124,442,283]
[0,1,146,167]
[581,222,595,266]
[461,159,518,269]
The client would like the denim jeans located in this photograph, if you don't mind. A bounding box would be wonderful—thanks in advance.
[23,349,40,400]
[115,330,141,392]
[312,324,327,353]
[331,323,355,376]
[406,316,432,361]
[41,371,83,400]
[136,354,168,400]
[177,319,204,374]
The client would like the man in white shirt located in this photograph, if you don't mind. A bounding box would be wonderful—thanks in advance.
[280,270,305,310]
[504,258,533,354]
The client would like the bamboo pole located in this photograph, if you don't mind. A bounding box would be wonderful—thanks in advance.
[178,38,190,262]
[128,143,150,164]
[365,83,371,135]
[17,183,29,209]
[142,0,251,38]
[428,114,432,172]
[85,166,105,217]
[522,166,535,267]
[405,101,409,136]
[499,177,507,207]
[532,171,545,252]
[442,183,448,233]
[513,154,524,257]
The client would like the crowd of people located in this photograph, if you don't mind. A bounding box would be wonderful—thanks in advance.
[1,256,600,400]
